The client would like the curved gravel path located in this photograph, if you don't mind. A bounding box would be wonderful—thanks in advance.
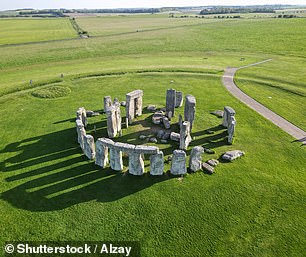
[222,59,306,145]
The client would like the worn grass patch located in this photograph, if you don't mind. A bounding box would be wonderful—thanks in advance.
[31,86,71,99]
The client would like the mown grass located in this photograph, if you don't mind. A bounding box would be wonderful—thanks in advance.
[0,73,305,257]
[0,18,77,45]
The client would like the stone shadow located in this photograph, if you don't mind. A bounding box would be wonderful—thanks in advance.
[0,123,172,212]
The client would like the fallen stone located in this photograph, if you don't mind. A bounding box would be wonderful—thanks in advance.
[170,132,180,142]
[147,105,156,112]
[150,137,158,143]
[207,159,219,167]
[202,163,214,174]
[139,134,147,140]
[222,150,245,161]
[157,130,165,139]
[161,139,168,144]
[162,132,170,140]
[121,101,126,106]
[162,116,171,129]
[210,110,224,118]
[204,148,215,154]
[152,111,163,125]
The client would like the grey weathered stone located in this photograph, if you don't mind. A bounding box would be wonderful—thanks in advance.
[134,145,159,155]
[106,107,118,138]
[170,150,187,175]
[162,116,171,129]
[170,132,180,142]
[76,107,87,127]
[162,132,170,140]
[179,121,192,150]
[126,90,143,125]
[76,119,85,149]
[166,89,176,119]
[150,151,164,175]
[184,95,196,131]
[161,139,168,144]
[175,91,183,107]
[95,139,109,168]
[210,110,224,118]
[83,135,95,160]
[104,96,112,112]
[86,110,100,117]
[228,116,236,144]
[129,152,144,175]
[202,163,214,174]
[178,114,183,129]
[207,159,219,167]
[150,137,158,143]
[114,142,135,153]
[204,148,215,154]
[222,150,244,161]
[139,134,147,140]
[147,105,156,112]
[120,101,126,107]
[189,146,204,172]
[99,137,115,148]
[109,147,123,171]
[152,111,164,125]
[157,130,165,139]
[222,106,235,128]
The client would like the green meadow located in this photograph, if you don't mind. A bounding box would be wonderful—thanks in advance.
[0,18,77,45]
[0,15,305,257]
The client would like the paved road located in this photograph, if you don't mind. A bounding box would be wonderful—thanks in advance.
[222,60,306,145]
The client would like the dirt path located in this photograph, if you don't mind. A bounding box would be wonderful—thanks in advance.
[222,60,306,145]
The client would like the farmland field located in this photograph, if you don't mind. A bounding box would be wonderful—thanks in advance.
[0,18,77,45]
[0,14,305,257]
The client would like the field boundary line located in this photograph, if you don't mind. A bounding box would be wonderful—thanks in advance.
[222,59,306,144]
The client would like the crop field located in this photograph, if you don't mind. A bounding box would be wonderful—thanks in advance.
[0,14,305,257]
[0,18,77,45]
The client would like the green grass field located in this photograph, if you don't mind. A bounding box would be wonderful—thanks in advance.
[0,15,305,257]
[0,18,77,45]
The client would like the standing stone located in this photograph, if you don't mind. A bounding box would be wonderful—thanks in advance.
[109,147,123,171]
[179,121,192,150]
[113,99,122,134]
[106,107,118,138]
[95,138,111,168]
[222,106,235,128]
[126,90,143,125]
[184,95,196,131]
[170,150,187,175]
[175,91,183,107]
[83,135,95,160]
[166,89,176,119]
[76,119,85,148]
[189,146,204,172]
[104,96,112,112]
[129,152,145,175]
[150,151,164,175]
[76,107,87,127]
[228,116,236,144]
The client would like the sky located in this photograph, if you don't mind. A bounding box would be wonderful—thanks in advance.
[1,0,306,11]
